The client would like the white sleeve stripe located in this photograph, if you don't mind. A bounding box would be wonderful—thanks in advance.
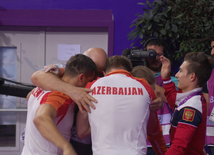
[178,122,198,128]
[163,79,172,84]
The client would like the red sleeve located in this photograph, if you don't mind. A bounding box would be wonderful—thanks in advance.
[147,114,167,155]
[162,77,180,111]
[40,91,72,114]
[165,123,197,155]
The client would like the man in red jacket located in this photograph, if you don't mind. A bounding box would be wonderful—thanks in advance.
[160,52,212,154]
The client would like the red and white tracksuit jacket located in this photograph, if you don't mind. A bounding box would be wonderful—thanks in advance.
[163,77,207,155]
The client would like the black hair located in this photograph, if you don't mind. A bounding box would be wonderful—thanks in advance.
[184,52,212,87]
[144,38,168,58]
[64,54,97,78]
[105,55,133,73]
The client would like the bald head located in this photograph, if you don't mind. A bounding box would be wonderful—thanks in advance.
[84,47,108,75]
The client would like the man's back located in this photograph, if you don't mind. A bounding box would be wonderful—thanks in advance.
[87,70,155,155]
[22,87,75,155]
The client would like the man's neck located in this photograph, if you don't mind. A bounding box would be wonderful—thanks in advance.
[106,68,127,75]
[61,76,77,87]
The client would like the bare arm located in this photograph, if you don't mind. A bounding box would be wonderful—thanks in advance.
[160,55,178,110]
[31,70,97,113]
[34,104,77,155]
[76,110,91,139]
[149,56,171,112]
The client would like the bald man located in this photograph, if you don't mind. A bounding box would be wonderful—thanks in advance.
[84,48,107,76]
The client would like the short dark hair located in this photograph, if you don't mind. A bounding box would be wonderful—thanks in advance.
[184,52,212,87]
[144,38,168,57]
[64,54,97,78]
[105,55,133,73]
[131,66,155,86]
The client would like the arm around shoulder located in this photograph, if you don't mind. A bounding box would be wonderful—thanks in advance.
[31,70,97,113]
[31,70,64,91]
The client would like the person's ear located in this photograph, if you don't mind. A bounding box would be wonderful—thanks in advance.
[78,74,85,83]
[190,72,197,82]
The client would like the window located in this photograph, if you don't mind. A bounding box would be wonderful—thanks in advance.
[0,47,17,147]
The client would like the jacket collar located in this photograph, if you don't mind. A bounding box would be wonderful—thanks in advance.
[175,87,202,106]
[106,69,133,77]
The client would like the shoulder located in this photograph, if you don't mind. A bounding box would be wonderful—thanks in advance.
[176,106,203,127]
[133,77,156,100]
[41,91,72,109]
[178,95,204,113]
[46,91,71,100]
